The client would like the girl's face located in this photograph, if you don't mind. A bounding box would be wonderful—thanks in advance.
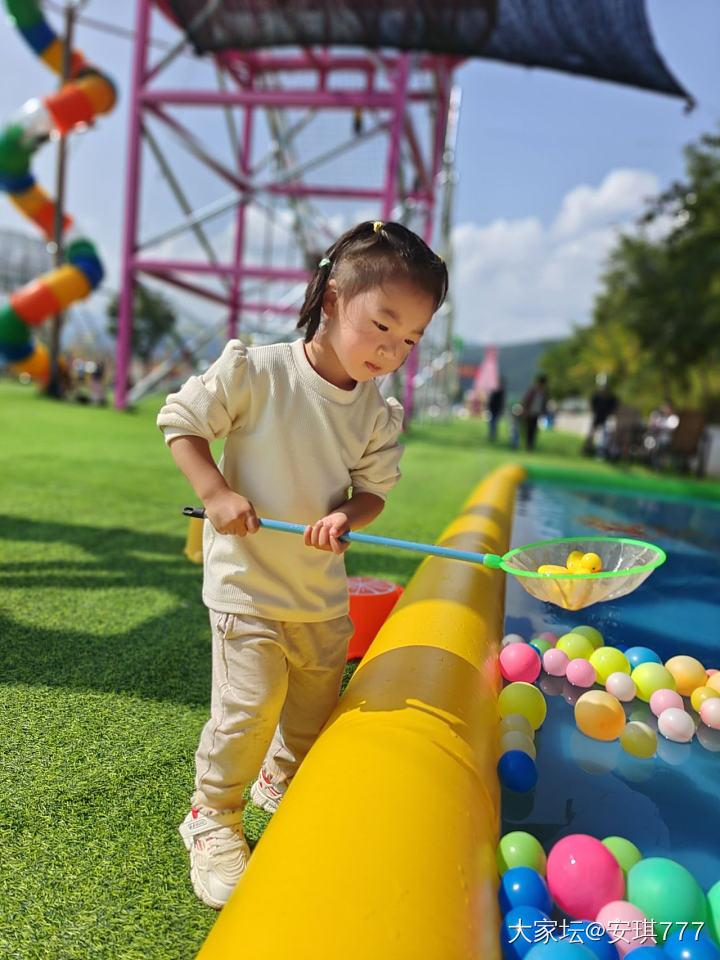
[311,279,435,389]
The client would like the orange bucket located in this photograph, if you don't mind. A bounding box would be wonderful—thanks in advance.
[347,576,403,660]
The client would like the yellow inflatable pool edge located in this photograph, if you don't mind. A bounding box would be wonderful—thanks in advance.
[196,463,527,960]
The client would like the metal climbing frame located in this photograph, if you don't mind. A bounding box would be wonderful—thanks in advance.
[115,0,462,410]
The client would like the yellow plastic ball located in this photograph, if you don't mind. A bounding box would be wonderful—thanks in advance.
[631,662,677,702]
[590,646,631,684]
[579,552,603,573]
[664,655,707,696]
[566,550,584,571]
[499,730,537,760]
[574,690,626,741]
[572,625,604,649]
[499,713,535,739]
[498,681,547,731]
[556,632,595,661]
[537,564,570,575]
[690,685,720,713]
[620,720,657,758]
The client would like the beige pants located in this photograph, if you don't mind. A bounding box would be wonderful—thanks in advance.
[193,610,353,811]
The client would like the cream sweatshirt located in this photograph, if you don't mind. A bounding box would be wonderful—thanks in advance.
[157,338,404,620]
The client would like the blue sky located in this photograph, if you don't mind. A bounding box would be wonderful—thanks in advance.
[1,0,718,347]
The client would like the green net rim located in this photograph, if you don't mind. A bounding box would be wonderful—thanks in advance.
[499,535,667,579]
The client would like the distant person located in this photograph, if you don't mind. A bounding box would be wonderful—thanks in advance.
[520,374,548,451]
[583,380,618,456]
[487,377,505,441]
[156,220,448,909]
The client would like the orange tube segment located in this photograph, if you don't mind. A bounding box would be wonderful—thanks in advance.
[76,74,116,115]
[43,264,91,306]
[9,278,62,325]
[11,341,50,382]
[44,85,95,134]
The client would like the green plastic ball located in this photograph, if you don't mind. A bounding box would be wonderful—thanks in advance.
[708,879,720,945]
[556,632,595,661]
[497,831,547,877]
[602,836,643,876]
[631,662,677,702]
[627,857,708,940]
[572,625,604,649]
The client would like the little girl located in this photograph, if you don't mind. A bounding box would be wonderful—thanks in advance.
[157,220,447,909]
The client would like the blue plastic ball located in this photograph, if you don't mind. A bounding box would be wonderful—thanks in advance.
[624,646,662,669]
[558,921,619,960]
[498,750,538,793]
[501,906,551,960]
[499,866,552,915]
[621,950,664,959]
[525,943,597,959]
[663,931,720,960]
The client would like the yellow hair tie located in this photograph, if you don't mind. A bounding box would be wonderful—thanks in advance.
[373,220,384,233]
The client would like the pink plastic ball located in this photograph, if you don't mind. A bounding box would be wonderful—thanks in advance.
[538,632,558,645]
[605,672,636,702]
[595,900,656,957]
[543,648,570,677]
[649,687,684,717]
[500,643,542,683]
[546,834,625,920]
[657,707,695,743]
[566,658,597,688]
[708,668,719,676]
[700,698,720,730]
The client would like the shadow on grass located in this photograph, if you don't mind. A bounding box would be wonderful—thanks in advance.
[1,514,212,706]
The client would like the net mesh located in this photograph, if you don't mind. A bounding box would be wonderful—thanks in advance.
[500,538,665,611]
[160,0,690,101]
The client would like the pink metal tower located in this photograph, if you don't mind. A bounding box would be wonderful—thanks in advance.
[115,0,460,410]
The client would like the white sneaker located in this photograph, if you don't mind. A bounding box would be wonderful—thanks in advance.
[249,767,286,813]
[178,806,250,909]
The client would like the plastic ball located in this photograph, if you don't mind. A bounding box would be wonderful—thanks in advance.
[620,721,657,758]
[571,625,604,649]
[622,950,665,959]
[498,831,547,876]
[501,643,542,683]
[708,672,720,694]
[595,900,656,957]
[707,878,720,947]
[498,749,538,792]
[699,697,720,730]
[626,857,708,938]
[601,837,642,876]
[590,647,631,684]
[557,632,595,661]
[526,945,598,960]
[605,672,636,702]
[538,632,558,644]
[498,865,553,915]
[624,646,662,669]
[503,633,527,647]
[574,690,626,741]
[499,682,548,731]
[558,921,620,960]
[691,685,720,713]
[649,688,684,717]
[543,648,570,677]
[663,931,720,960]
[531,638,554,657]
[579,552,602,573]
[632,662,676,702]
[566,658,597,688]
[500,730,537,760]
[657,707,695,743]
[665,655,708,696]
[500,713,536,739]
[546,834,624,920]
[501,905,551,960]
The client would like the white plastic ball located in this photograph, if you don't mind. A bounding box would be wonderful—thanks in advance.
[605,672,637,703]
[657,707,695,743]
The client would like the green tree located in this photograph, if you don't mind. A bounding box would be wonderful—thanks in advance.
[106,284,177,367]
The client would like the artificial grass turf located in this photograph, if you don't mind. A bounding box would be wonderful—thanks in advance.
[2,380,718,959]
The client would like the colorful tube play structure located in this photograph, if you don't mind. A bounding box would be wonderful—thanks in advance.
[197,463,527,960]
[0,0,116,381]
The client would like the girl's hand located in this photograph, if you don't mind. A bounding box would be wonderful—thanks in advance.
[204,490,259,536]
[303,512,350,554]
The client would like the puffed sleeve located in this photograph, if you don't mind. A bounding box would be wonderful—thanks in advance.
[156,340,251,444]
[349,397,404,500]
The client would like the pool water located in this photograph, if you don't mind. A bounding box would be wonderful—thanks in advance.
[502,481,720,891]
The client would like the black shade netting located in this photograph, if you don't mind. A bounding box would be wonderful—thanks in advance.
[159,0,691,102]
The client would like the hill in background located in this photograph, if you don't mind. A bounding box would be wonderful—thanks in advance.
[458,339,562,400]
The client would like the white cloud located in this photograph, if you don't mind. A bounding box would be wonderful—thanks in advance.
[451,168,660,345]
